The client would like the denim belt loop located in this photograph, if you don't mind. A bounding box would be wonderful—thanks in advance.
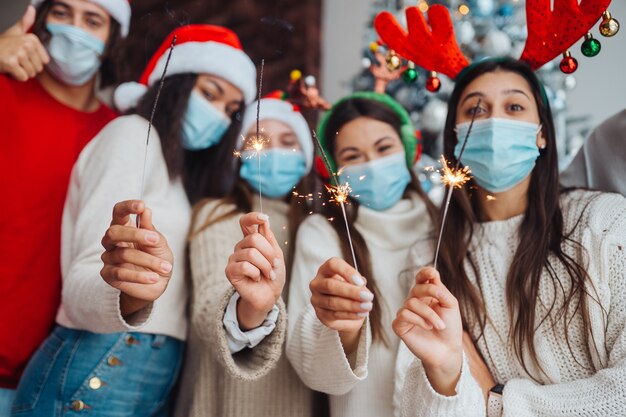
[151,335,167,349]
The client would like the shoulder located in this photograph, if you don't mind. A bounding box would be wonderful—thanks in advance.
[561,189,626,239]
[190,198,240,236]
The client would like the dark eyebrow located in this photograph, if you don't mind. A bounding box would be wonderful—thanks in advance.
[374,136,394,147]
[84,11,106,20]
[337,146,360,157]
[461,91,485,105]
[203,79,224,96]
[502,89,531,99]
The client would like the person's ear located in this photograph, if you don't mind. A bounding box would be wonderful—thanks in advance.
[536,125,547,150]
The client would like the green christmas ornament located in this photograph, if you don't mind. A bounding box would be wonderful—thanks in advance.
[402,67,418,83]
[581,32,601,57]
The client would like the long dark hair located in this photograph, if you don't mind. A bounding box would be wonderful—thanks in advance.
[134,73,243,203]
[439,58,603,380]
[323,98,438,343]
[33,0,123,88]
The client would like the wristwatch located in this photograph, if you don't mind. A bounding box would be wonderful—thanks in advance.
[487,383,504,417]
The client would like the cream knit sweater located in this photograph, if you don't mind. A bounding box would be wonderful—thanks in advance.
[174,197,316,417]
[287,193,432,417]
[57,115,190,340]
[401,190,626,417]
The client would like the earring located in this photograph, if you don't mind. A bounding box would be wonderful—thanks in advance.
[539,143,547,150]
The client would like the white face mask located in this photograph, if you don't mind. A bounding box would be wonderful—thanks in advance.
[45,23,105,86]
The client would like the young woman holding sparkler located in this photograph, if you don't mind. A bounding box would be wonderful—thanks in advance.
[396,58,626,417]
[11,25,256,417]
[286,91,438,417]
[174,96,319,417]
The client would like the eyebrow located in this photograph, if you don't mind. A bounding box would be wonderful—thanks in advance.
[461,91,485,105]
[374,136,394,146]
[203,79,224,96]
[502,89,531,99]
[84,11,106,20]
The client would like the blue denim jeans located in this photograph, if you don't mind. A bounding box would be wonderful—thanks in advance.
[11,326,184,417]
[0,388,16,417]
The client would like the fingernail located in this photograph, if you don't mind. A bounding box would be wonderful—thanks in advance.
[436,319,446,330]
[148,274,159,283]
[351,274,365,286]
[132,202,140,211]
[359,291,374,302]
[257,213,269,222]
[161,262,172,273]
[357,312,369,318]
[146,232,158,244]
[273,258,281,268]
[270,270,277,281]
[360,302,373,310]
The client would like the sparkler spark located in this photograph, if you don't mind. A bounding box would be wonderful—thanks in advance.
[439,156,471,189]
[312,130,359,272]
[432,99,482,269]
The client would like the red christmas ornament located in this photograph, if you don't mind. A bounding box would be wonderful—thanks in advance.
[559,51,578,74]
[425,71,441,92]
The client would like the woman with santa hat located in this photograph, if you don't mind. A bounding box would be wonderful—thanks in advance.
[9,24,256,417]
[0,0,129,413]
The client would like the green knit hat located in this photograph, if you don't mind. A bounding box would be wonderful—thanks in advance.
[316,91,419,174]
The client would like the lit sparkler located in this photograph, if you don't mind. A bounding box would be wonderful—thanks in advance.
[254,59,265,213]
[312,130,359,272]
[432,99,482,269]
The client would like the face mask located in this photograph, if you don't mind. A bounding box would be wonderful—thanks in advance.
[45,23,105,86]
[455,118,541,193]
[182,91,231,151]
[339,151,411,211]
[240,149,307,198]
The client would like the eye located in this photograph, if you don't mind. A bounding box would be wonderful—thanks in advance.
[377,144,393,153]
[507,103,525,112]
[86,18,103,29]
[467,105,486,116]
[50,8,69,19]
[201,89,216,101]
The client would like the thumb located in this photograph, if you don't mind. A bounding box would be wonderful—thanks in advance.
[138,207,155,232]
[20,6,36,33]
[5,5,36,36]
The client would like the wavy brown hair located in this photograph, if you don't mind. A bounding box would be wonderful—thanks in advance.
[322,98,437,343]
[438,58,604,380]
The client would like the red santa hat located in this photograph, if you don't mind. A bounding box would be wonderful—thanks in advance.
[239,97,314,173]
[114,24,257,112]
[32,0,131,37]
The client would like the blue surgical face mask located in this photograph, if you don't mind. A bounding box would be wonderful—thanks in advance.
[182,91,231,151]
[339,151,411,211]
[45,23,105,86]
[455,118,541,193]
[240,149,307,199]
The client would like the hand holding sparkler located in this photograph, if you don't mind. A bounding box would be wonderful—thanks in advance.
[225,212,286,331]
[100,200,174,317]
[392,266,463,396]
[309,257,372,354]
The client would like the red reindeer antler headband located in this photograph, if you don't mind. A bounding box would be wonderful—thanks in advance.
[374,0,615,81]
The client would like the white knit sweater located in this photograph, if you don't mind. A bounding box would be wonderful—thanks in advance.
[401,190,626,417]
[287,193,432,417]
[57,115,190,340]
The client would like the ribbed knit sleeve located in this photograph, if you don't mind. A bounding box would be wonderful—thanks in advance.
[189,200,286,381]
[287,215,372,395]
[59,116,159,333]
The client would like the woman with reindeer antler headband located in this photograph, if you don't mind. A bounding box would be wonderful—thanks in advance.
[374,2,626,417]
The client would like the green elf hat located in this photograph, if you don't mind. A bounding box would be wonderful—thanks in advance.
[315,91,420,178]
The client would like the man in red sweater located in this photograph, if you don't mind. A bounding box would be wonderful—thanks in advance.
[0,0,130,410]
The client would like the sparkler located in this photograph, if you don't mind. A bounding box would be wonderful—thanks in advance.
[312,130,359,272]
[255,59,265,213]
[432,99,481,269]
[137,35,176,227]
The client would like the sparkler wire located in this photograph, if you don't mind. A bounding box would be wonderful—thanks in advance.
[432,99,482,269]
[137,35,177,227]
[256,59,265,213]
[311,131,359,273]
